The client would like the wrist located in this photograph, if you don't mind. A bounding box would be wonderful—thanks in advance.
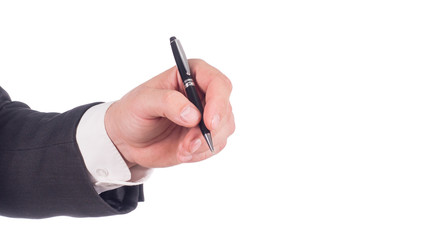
[104,101,136,168]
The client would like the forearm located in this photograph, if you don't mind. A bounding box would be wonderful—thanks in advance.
[76,101,152,194]
[0,99,107,218]
[0,91,142,218]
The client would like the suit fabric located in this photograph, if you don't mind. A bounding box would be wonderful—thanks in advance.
[0,87,143,218]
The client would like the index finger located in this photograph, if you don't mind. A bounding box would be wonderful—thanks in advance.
[189,59,233,131]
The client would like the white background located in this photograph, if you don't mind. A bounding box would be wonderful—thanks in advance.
[1,0,427,239]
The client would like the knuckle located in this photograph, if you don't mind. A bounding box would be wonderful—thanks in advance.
[227,112,236,135]
[188,58,205,71]
[192,58,205,64]
[162,90,179,105]
[230,120,236,135]
[212,70,232,92]
[223,76,233,92]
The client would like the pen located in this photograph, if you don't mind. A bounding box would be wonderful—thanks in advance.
[170,36,214,153]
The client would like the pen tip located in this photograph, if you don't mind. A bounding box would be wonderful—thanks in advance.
[203,133,215,153]
[170,36,176,43]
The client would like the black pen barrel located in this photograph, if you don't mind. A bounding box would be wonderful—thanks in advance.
[185,85,209,134]
[170,36,214,152]
[171,46,188,80]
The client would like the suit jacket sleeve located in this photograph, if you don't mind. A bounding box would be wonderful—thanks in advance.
[0,87,143,218]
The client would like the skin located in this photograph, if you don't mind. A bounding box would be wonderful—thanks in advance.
[104,59,235,168]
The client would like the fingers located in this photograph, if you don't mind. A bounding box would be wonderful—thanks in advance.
[137,87,201,128]
[144,59,232,132]
[177,106,235,163]
[123,59,234,167]
[188,59,233,131]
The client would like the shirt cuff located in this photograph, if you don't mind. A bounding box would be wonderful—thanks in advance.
[76,102,153,194]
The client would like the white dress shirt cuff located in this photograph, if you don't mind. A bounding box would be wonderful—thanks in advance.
[76,102,153,194]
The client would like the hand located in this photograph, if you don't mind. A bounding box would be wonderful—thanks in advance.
[104,59,235,168]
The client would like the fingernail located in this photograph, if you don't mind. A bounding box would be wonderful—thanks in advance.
[190,139,202,153]
[180,106,199,123]
[211,114,220,130]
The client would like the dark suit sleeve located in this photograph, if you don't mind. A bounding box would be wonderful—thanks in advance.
[0,87,143,218]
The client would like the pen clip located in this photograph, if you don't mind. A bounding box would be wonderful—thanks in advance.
[173,38,191,76]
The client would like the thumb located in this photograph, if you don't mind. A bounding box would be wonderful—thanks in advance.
[139,87,201,127]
